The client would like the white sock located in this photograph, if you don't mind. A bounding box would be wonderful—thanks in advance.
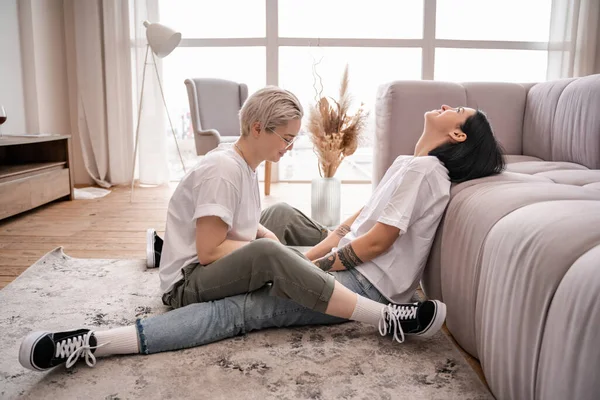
[93,326,140,357]
[350,295,386,327]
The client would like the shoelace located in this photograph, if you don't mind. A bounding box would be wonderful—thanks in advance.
[378,303,418,343]
[56,331,105,368]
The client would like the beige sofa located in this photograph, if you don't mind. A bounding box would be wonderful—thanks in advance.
[374,74,600,400]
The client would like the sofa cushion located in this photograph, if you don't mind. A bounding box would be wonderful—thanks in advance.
[373,80,531,186]
[423,172,553,301]
[374,81,467,184]
[505,161,588,174]
[462,82,527,155]
[551,75,600,169]
[449,170,552,198]
[504,155,543,163]
[522,77,576,161]
[523,74,600,169]
[476,201,600,400]
[534,170,600,186]
[435,183,600,357]
[535,244,600,400]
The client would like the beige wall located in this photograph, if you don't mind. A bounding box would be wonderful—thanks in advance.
[17,0,92,185]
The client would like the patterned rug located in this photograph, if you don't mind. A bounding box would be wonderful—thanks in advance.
[0,248,493,399]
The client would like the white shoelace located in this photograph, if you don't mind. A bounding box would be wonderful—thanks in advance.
[378,303,418,343]
[56,331,106,368]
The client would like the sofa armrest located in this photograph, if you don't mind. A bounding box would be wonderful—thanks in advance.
[523,74,600,169]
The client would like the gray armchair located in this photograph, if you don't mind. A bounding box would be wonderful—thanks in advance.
[184,78,272,195]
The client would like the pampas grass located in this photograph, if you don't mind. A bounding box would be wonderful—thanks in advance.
[307,64,369,178]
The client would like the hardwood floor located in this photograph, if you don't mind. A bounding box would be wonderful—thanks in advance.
[0,182,371,289]
[0,181,488,389]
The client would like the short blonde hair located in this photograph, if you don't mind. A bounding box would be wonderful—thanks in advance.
[239,86,303,136]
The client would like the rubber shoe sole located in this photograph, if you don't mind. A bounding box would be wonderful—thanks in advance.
[146,228,156,268]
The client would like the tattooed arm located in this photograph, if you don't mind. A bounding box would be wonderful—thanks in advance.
[304,208,363,261]
[313,222,400,272]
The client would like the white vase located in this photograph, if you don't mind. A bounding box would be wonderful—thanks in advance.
[311,176,341,228]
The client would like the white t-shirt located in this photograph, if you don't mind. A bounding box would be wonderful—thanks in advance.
[159,143,261,293]
[339,156,451,303]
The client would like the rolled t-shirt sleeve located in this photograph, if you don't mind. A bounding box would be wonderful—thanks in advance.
[192,177,240,229]
[378,170,429,234]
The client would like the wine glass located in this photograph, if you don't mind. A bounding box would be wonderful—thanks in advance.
[0,106,6,137]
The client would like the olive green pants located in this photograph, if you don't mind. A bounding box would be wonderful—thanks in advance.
[162,203,334,313]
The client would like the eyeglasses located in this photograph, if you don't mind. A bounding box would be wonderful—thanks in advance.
[267,128,298,149]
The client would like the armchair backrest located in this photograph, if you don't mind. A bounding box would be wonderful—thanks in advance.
[184,78,249,138]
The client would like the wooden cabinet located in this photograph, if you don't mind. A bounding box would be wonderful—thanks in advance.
[0,135,74,220]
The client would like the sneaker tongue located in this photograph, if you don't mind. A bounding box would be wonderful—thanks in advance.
[54,329,90,341]
[398,305,420,333]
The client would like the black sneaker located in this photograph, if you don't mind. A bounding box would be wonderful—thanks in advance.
[379,300,446,343]
[19,329,98,371]
[146,228,163,268]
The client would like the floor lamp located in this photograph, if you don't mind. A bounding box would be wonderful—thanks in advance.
[130,20,186,202]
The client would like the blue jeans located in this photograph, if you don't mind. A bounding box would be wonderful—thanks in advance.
[137,267,387,354]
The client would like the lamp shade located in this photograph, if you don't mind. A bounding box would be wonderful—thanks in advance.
[143,20,181,58]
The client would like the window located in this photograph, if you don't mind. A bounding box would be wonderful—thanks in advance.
[159,0,265,38]
[436,0,552,42]
[279,47,421,181]
[154,0,553,182]
[435,49,548,82]
[279,0,423,39]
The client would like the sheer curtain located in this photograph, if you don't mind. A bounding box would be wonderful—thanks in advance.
[547,0,600,79]
[129,0,169,186]
[63,0,133,187]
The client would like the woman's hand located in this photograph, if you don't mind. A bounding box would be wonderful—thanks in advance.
[196,216,249,265]
[261,231,280,242]
[257,224,280,242]
[312,222,400,271]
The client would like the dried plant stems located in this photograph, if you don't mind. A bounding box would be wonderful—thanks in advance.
[307,64,369,178]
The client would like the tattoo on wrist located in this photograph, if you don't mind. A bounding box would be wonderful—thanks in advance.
[334,224,351,238]
[336,244,363,269]
[314,252,336,271]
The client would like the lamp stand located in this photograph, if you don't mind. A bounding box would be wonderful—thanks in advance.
[130,44,187,202]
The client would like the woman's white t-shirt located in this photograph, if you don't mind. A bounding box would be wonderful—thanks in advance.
[159,144,261,293]
[339,156,451,303]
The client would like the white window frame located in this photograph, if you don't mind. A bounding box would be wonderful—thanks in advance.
[170,0,549,183]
